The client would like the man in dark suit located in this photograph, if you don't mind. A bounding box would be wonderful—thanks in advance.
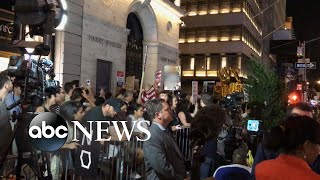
[144,99,188,180]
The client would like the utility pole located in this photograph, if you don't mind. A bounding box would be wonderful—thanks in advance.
[302,41,307,103]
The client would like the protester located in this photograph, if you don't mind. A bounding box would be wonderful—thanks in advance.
[51,101,83,179]
[36,87,58,112]
[251,102,314,178]
[255,115,320,179]
[213,143,251,180]
[127,103,149,133]
[50,86,66,114]
[64,82,74,102]
[191,105,227,180]
[176,99,192,127]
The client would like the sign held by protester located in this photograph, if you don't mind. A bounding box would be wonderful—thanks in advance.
[125,76,135,91]
[164,66,181,90]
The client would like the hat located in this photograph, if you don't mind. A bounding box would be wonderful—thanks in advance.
[105,97,121,112]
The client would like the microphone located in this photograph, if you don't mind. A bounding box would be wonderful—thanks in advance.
[6,98,22,110]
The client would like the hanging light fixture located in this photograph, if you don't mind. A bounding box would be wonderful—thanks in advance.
[12,0,68,55]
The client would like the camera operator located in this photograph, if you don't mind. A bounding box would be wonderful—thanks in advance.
[4,81,22,116]
[0,74,14,162]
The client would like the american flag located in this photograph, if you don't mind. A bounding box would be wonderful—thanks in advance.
[141,70,161,104]
[141,86,157,104]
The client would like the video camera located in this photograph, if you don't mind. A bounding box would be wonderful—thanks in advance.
[247,119,263,135]
[221,92,244,113]
[7,55,53,104]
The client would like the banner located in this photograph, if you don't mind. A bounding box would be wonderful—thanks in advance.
[164,66,181,91]
[116,71,124,87]
[192,81,198,104]
[74,124,101,177]
[125,76,135,91]
[155,70,162,88]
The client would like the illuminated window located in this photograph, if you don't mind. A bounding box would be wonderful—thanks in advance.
[232,1,242,12]
[207,56,219,77]
[220,1,231,13]
[188,3,197,16]
[208,30,218,42]
[190,57,195,70]
[209,2,219,14]
[195,56,206,77]
[198,2,208,15]
[187,31,196,43]
[221,57,227,68]
[197,31,207,42]
[182,57,195,77]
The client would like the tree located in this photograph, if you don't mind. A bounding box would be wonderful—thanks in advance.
[244,59,286,129]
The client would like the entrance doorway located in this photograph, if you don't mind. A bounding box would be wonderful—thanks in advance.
[96,59,112,93]
[125,13,143,82]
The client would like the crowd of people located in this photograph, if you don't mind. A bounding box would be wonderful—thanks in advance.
[1,72,320,180]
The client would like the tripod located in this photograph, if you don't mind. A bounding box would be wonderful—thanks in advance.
[0,60,52,180]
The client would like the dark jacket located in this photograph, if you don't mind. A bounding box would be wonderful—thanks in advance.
[143,123,186,180]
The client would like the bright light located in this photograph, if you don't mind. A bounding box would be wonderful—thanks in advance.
[232,36,241,41]
[317,80,320,84]
[232,8,241,12]
[197,38,207,42]
[0,57,9,72]
[292,95,298,101]
[220,9,230,13]
[209,38,218,42]
[198,11,207,15]
[188,12,197,16]
[187,39,196,43]
[56,14,68,30]
[209,10,219,14]
[152,0,184,20]
[190,58,195,70]
[25,48,34,54]
[206,57,210,70]
[179,39,185,43]
[220,37,229,41]
[60,0,68,10]
[221,57,227,68]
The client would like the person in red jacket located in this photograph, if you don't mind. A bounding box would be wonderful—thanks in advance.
[255,115,320,180]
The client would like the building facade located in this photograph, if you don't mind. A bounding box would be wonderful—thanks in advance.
[53,0,184,93]
[0,0,184,94]
[179,0,286,93]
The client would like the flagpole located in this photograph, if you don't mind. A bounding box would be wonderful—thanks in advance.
[138,45,148,103]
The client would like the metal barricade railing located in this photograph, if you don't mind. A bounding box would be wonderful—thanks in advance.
[174,127,192,164]
[98,134,146,180]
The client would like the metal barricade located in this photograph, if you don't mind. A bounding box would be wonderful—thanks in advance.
[174,127,192,170]
[99,135,146,180]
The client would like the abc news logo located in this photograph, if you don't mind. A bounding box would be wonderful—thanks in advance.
[28,112,151,152]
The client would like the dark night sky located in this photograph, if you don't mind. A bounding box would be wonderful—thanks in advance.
[286,0,320,84]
